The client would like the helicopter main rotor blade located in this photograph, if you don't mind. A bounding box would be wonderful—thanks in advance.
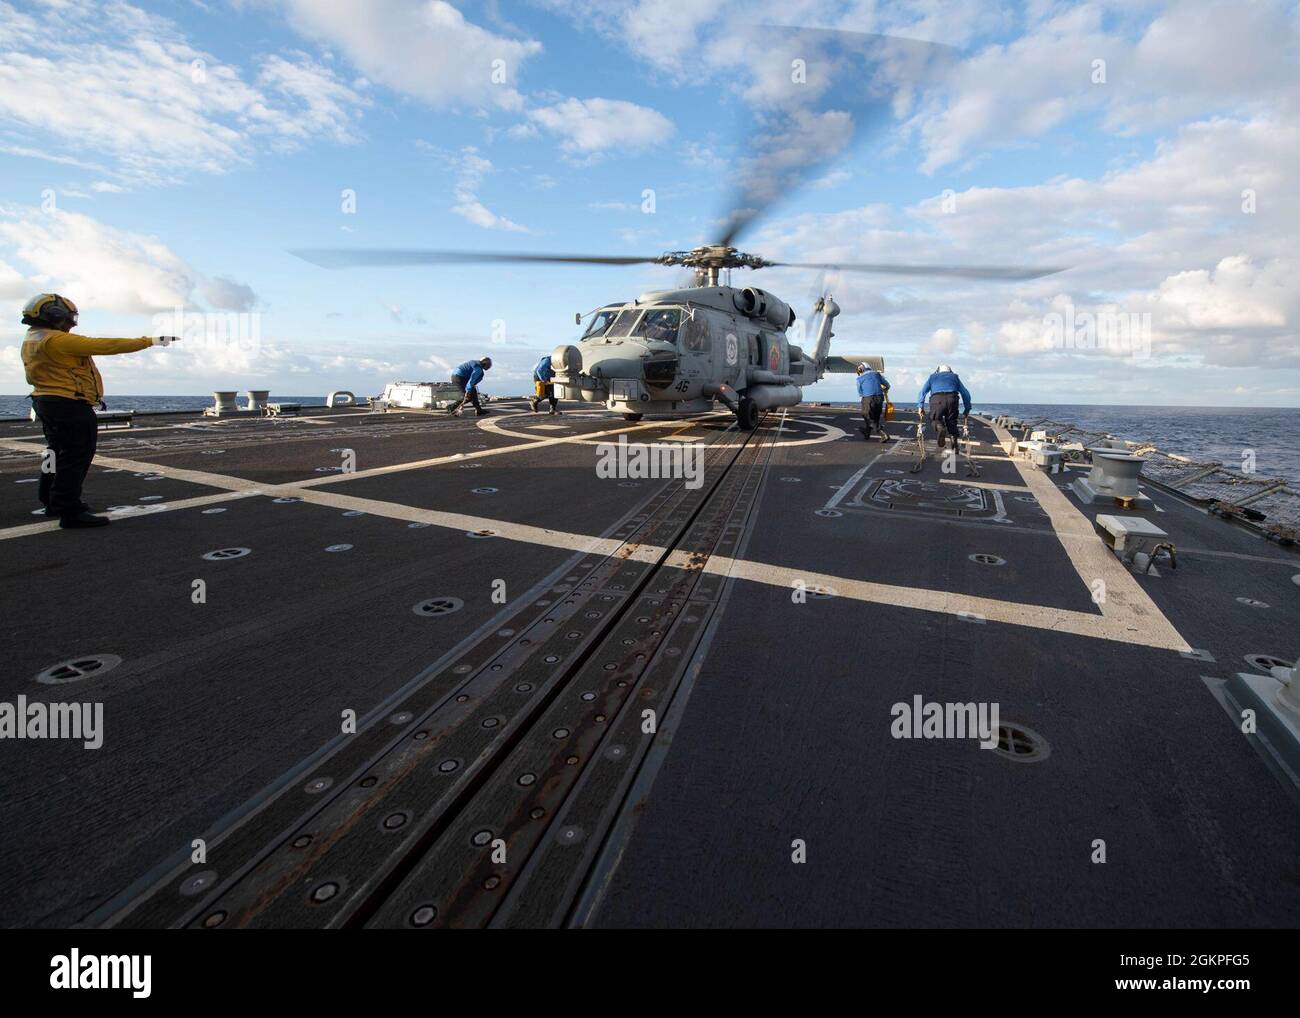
[773,261,1067,281]
[291,249,661,269]
[714,28,959,249]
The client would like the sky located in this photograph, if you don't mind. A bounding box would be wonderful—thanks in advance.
[0,0,1297,406]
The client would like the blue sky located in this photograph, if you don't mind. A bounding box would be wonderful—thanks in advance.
[1,0,1297,405]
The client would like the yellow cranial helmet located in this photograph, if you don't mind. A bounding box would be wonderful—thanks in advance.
[22,293,78,327]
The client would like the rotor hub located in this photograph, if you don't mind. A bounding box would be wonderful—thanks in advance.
[653,246,774,272]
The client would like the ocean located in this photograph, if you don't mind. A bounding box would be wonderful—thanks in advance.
[1,394,1294,485]
[974,403,1297,485]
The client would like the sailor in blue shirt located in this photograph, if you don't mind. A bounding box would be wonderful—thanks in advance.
[855,363,891,442]
[917,364,971,450]
[448,356,492,416]
[530,354,561,415]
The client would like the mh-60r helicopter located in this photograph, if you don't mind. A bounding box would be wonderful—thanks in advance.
[543,244,1060,429]
[294,29,1063,429]
[295,241,1059,430]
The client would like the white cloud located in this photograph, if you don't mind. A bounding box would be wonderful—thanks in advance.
[0,1,368,186]
[0,206,258,316]
[927,326,958,355]
[750,110,1299,385]
[526,97,673,158]
[904,0,1300,173]
[1152,256,1290,331]
[0,259,27,299]
[448,146,528,232]
[812,168,852,189]
[203,276,259,313]
[281,0,540,111]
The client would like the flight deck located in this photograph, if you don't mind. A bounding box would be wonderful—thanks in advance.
[0,401,1296,928]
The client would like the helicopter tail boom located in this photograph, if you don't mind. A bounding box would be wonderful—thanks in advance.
[825,355,885,373]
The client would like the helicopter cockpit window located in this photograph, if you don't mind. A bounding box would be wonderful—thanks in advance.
[580,308,619,340]
[633,308,682,343]
[605,309,643,338]
[682,312,710,352]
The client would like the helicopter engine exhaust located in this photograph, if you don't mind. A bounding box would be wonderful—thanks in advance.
[733,288,795,330]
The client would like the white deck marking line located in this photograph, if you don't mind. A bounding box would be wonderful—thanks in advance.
[0,443,1183,649]
[0,490,256,540]
[0,418,727,537]
[481,412,846,448]
[0,440,278,491]
[689,556,1183,649]
[939,478,1030,493]
[287,487,652,558]
[824,450,888,510]
[984,417,1189,652]
[292,488,1184,648]
[0,418,693,494]
[295,418,706,488]
[0,423,1189,651]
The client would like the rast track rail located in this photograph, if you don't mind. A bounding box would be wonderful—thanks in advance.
[101,413,782,929]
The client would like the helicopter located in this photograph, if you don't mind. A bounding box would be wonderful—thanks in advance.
[292,242,1061,430]
[292,29,1064,429]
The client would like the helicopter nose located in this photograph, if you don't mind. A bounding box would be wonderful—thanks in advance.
[560,346,645,382]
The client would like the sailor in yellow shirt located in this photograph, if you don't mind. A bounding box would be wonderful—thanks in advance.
[20,293,179,528]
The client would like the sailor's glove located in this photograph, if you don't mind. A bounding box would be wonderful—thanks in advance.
[153,335,181,347]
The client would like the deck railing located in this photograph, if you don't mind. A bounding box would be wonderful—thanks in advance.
[1000,415,1300,540]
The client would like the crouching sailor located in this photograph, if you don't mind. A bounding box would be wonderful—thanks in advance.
[856,362,890,442]
[20,293,179,528]
[530,353,561,415]
[448,356,492,416]
[917,363,971,450]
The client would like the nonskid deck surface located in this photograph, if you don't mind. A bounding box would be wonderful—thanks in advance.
[0,401,1295,928]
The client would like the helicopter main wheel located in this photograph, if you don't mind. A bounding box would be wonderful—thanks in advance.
[623,412,643,422]
[736,397,759,430]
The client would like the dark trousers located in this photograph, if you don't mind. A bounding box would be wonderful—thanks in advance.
[32,396,97,516]
[860,395,884,432]
[928,391,959,444]
[452,376,482,411]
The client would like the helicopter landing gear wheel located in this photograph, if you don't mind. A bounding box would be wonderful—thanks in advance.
[736,397,759,430]
[622,412,643,422]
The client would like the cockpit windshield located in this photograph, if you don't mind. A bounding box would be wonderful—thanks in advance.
[632,308,681,343]
[604,309,643,338]
[580,308,619,340]
[596,306,683,342]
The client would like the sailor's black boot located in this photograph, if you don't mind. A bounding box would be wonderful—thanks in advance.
[59,511,110,529]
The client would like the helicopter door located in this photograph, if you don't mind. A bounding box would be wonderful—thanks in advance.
[677,309,715,395]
